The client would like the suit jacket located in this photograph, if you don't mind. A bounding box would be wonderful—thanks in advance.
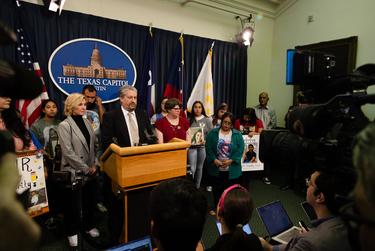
[58,116,97,182]
[101,108,156,151]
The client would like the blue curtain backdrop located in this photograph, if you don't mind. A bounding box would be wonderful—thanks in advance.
[0,0,247,118]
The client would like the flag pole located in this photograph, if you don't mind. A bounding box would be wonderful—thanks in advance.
[179,32,184,106]
[149,22,153,37]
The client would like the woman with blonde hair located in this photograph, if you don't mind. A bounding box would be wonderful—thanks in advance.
[58,93,100,247]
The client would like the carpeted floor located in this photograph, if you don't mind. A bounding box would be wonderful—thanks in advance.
[36,174,310,250]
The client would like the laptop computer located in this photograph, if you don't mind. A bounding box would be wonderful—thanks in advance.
[300,201,317,222]
[216,221,252,235]
[257,200,301,244]
[106,236,153,251]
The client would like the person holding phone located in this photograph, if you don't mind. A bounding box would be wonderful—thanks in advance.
[206,184,262,251]
[82,84,105,123]
[259,169,355,251]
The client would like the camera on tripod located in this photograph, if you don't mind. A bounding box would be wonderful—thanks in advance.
[259,50,375,185]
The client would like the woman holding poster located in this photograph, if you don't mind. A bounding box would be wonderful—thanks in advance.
[188,101,213,189]
[205,112,244,212]
[58,93,100,247]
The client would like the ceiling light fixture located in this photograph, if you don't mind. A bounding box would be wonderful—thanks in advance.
[236,14,255,47]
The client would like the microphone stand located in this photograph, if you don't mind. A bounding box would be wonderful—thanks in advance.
[72,171,83,251]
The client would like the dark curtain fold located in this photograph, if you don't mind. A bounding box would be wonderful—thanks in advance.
[0,0,247,118]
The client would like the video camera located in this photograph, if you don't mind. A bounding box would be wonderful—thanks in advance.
[259,50,375,185]
[0,20,43,158]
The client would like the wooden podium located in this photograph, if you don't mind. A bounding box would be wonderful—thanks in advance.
[100,138,190,242]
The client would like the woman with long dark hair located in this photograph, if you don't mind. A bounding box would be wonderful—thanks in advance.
[188,101,213,188]
[234,107,263,136]
[212,102,229,128]
[0,97,35,151]
[30,99,60,157]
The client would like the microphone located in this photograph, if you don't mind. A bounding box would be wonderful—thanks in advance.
[143,128,157,145]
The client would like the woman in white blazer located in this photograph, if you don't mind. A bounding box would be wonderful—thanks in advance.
[58,93,100,247]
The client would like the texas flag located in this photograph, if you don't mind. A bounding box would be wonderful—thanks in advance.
[163,34,184,102]
[138,30,156,117]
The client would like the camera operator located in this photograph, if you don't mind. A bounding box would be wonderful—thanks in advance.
[0,20,44,248]
[347,122,375,250]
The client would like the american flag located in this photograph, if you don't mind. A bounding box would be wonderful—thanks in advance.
[16,27,49,128]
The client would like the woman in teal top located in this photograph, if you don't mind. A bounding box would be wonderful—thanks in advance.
[205,112,245,207]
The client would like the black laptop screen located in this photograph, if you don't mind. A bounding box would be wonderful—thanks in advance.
[257,201,294,236]
[107,236,152,251]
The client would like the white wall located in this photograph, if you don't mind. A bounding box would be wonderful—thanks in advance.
[23,0,241,42]
[269,0,375,125]
[247,17,274,108]
[23,0,275,110]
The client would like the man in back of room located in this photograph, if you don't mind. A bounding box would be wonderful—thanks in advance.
[254,92,277,130]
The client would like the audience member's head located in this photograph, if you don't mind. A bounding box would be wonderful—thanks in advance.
[212,102,229,126]
[119,85,138,112]
[41,99,58,118]
[216,184,256,251]
[191,100,207,117]
[164,98,182,112]
[352,122,375,250]
[156,96,168,114]
[164,98,182,118]
[258,92,269,107]
[82,84,98,110]
[190,101,207,125]
[150,178,207,251]
[64,93,86,116]
[217,184,253,231]
[0,98,31,148]
[214,102,229,118]
[241,107,257,124]
[220,112,234,132]
[306,169,356,215]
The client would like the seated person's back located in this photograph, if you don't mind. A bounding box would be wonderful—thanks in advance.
[206,184,262,251]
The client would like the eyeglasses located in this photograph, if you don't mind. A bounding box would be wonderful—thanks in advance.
[222,121,232,126]
[172,107,181,110]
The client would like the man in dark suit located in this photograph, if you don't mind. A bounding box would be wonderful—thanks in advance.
[102,85,156,151]
[101,85,156,245]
